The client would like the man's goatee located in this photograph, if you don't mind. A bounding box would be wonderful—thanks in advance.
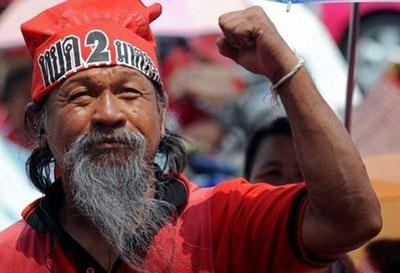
[63,128,175,270]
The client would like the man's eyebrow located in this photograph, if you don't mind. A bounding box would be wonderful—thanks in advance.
[62,75,94,87]
[261,161,282,167]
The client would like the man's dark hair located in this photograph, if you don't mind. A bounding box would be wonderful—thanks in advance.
[243,117,292,179]
[366,240,400,273]
[24,86,187,194]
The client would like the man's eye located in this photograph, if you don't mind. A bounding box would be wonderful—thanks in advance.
[257,170,282,180]
[264,170,282,178]
[122,87,141,94]
[119,87,142,99]
[254,169,282,182]
[69,91,91,101]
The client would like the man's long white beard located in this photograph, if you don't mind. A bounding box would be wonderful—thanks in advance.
[62,129,174,270]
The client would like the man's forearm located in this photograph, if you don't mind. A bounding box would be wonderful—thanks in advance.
[215,5,381,259]
[276,63,381,258]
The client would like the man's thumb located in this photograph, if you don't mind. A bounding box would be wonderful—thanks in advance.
[215,37,238,60]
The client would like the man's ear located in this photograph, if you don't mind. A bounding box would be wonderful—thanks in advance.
[157,90,169,136]
[160,106,167,136]
[24,101,46,141]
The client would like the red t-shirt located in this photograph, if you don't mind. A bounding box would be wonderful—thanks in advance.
[0,176,323,272]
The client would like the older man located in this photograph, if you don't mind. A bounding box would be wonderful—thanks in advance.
[0,0,381,272]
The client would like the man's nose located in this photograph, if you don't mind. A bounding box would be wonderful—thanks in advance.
[91,92,127,129]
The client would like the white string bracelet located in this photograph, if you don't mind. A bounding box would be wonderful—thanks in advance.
[269,56,305,108]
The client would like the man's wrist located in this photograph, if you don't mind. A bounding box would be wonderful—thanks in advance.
[267,51,299,84]
[270,56,305,92]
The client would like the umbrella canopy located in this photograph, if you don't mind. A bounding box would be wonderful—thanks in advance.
[142,0,250,36]
[147,0,360,114]
[0,0,357,114]
[0,0,64,49]
[0,0,250,48]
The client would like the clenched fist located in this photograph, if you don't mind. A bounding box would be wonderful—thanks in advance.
[216,6,298,83]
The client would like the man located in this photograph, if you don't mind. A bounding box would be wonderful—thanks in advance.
[0,57,33,146]
[0,1,381,272]
[360,239,400,273]
[244,118,356,273]
[0,57,40,230]
[244,117,303,185]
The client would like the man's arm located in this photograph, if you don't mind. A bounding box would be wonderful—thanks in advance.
[216,6,381,259]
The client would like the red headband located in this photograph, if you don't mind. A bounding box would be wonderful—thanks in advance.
[21,0,162,102]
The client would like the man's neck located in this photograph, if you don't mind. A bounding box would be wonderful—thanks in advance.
[59,200,119,271]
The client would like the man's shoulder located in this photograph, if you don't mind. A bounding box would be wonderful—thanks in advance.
[179,175,307,218]
[0,220,33,266]
[0,220,33,250]
[0,220,50,271]
[183,177,249,200]
[186,176,304,200]
[211,177,261,191]
[204,177,294,196]
[212,178,306,196]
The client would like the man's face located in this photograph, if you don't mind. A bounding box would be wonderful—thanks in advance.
[44,66,164,166]
[40,66,172,266]
[249,135,303,186]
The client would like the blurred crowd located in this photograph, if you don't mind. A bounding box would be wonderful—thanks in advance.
[0,1,399,272]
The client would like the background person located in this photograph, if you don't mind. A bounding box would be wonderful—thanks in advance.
[359,239,400,273]
[0,55,40,230]
[244,117,357,273]
[0,56,32,147]
[244,117,303,185]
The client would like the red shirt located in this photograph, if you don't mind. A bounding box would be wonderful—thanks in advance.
[0,176,323,272]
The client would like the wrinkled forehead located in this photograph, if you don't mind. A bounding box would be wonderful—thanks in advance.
[256,136,297,161]
[58,65,156,90]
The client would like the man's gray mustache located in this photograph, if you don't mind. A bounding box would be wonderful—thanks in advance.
[72,129,145,152]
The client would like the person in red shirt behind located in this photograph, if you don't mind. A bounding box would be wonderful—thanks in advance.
[0,1,381,272]
[244,117,357,273]
[359,240,400,273]
[0,56,32,147]
[244,117,303,185]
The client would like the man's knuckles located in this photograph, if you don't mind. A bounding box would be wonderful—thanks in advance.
[219,6,270,34]
[218,11,238,29]
[244,6,266,18]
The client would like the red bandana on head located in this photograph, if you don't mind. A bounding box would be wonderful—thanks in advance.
[21,0,163,102]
